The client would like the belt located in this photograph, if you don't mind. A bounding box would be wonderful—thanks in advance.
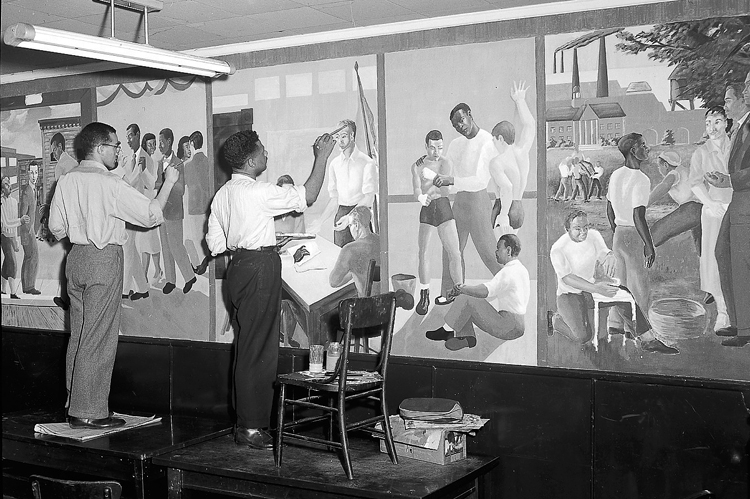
[234,246,276,253]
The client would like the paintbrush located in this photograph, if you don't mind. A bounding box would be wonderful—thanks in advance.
[330,124,347,136]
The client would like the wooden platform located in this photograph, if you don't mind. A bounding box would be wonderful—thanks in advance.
[153,434,498,499]
[1,301,66,331]
[2,409,232,499]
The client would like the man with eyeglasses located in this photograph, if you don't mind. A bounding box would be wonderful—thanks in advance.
[550,210,618,344]
[48,121,180,429]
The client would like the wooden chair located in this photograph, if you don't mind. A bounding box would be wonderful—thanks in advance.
[354,259,381,353]
[30,475,122,499]
[275,292,399,480]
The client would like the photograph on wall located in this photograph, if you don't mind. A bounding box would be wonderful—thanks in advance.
[543,17,750,381]
[96,77,211,341]
[211,55,379,347]
[384,39,539,365]
[1,103,81,328]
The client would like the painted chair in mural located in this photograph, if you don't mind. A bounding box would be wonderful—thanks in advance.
[274,292,399,480]
[31,475,122,499]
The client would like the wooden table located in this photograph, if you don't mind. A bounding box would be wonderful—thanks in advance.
[281,236,357,345]
[2,409,231,499]
[153,434,498,499]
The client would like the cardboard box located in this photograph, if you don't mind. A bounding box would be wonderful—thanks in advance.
[378,416,467,465]
[379,430,466,465]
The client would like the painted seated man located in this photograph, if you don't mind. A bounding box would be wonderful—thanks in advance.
[426,234,529,351]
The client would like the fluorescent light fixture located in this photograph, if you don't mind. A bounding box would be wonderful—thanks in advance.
[4,23,234,78]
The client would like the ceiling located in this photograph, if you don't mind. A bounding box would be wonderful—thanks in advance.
[1,0,558,75]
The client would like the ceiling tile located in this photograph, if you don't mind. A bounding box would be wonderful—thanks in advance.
[387,0,493,16]
[200,6,345,38]
[314,0,414,23]
[1,3,65,29]
[196,0,302,16]
[158,0,236,23]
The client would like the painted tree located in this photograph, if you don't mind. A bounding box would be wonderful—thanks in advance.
[616,16,750,107]
[662,129,675,145]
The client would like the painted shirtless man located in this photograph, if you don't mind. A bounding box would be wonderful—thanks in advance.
[411,130,462,315]
[489,80,536,236]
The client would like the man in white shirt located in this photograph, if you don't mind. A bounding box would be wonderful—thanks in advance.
[121,123,151,300]
[313,120,377,247]
[433,103,502,305]
[426,234,529,351]
[606,133,677,354]
[550,210,619,344]
[207,129,334,450]
[48,121,178,429]
[552,156,573,201]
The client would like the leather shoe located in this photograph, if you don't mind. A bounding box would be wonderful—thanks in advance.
[721,336,749,347]
[715,326,737,337]
[68,415,126,429]
[426,327,454,341]
[416,289,429,315]
[234,426,273,450]
[183,277,197,294]
[445,336,477,351]
[639,338,679,354]
[25,288,41,295]
[163,282,176,294]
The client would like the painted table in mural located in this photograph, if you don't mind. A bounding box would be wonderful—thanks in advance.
[280,235,357,345]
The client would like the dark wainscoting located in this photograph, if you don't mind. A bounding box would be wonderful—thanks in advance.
[3,327,748,499]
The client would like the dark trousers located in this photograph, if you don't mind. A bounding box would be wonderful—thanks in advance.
[228,248,282,428]
[716,209,750,336]
[21,236,38,292]
[589,178,603,198]
[66,244,123,419]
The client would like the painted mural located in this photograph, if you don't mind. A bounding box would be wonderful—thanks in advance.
[1,79,211,341]
[384,39,539,365]
[210,55,379,345]
[544,17,750,381]
[2,104,80,306]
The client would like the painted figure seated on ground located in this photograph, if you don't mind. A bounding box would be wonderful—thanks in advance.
[425,234,529,352]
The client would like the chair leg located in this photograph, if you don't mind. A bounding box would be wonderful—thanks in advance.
[327,396,335,450]
[380,394,399,464]
[338,393,353,480]
[275,384,286,468]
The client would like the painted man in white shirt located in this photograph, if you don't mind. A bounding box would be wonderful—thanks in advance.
[312,119,377,247]
[606,132,677,354]
[550,210,619,344]
[426,234,529,352]
[433,103,501,305]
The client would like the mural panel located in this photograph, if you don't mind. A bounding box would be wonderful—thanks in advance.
[544,18,750,381]
[211,55,379,346]
[384,39,540,364]
[1,103,80,307]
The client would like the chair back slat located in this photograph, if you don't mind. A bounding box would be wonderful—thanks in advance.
[30,475,122,499]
